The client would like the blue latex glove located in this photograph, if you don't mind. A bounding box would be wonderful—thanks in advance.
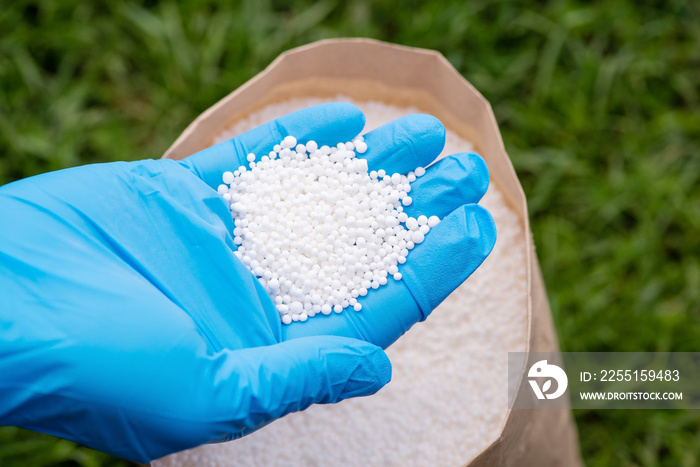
[0,103,495,462]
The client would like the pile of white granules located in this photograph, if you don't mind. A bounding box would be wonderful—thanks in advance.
[219,133,438,324]
[155,97,528,467]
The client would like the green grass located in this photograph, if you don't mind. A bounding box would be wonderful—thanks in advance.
[1,0,699,465]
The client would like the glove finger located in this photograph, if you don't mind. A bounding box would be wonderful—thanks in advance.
[206,336,391,438]
[358,114,446,175]
[400,203,496,315]
[282,204,496,349]
[182,103,366,189]
[402,152,490,219]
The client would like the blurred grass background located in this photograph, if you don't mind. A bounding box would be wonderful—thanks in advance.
[1,0,698,465]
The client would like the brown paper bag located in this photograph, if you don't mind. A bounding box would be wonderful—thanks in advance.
[157,38,582,467]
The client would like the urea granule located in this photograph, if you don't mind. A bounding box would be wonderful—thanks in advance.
[155,97,528,467]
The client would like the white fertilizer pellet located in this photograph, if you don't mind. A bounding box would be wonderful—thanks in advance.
[220,134,436,324]
[155,97,527,467]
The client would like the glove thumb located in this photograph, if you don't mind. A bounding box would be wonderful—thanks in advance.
[52,336,390,463]
[204,335,392,441]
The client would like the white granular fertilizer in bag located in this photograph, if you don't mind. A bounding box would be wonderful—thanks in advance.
[155,97,527,467]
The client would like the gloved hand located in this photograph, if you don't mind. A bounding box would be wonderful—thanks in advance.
[0,103,495,463]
